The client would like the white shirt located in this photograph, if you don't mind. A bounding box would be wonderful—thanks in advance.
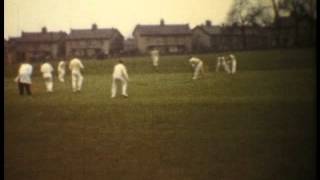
[17,63,33,84]
[69,58,84,73]
[58,61,66,72]
[40,62,54,78]
[189,57,203,67]
[150,49,159,58]
[112,63,129,80]
[229,54,237,63]
[221,56,226,63]
[217,57,222,63]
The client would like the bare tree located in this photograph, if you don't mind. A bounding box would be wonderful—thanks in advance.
[227,0,273,49]
[245,4,273,26]
[270,0,281,46]
[227,0,252,50]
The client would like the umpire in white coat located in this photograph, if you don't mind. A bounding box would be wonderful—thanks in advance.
[40,62,54,92]
[69,57,84,92]
[111,60,129,98]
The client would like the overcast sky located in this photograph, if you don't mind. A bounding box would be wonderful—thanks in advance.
[4,0,234,39]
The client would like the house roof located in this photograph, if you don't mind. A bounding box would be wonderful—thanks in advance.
[201,25,222,35]
[124,38,135,43]
[194,25,222,35]
[216,26,241,35]
[67,28,121,40]
[133,24,192,36]
[13,31,67,42]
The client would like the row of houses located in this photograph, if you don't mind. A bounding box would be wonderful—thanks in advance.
[6,24,124,62]
[192,18,315,52]
[4,17,315,63]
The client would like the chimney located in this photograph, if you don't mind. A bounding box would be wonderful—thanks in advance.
[205,20,212,27]
[160,19,165,26]
[42,27,47,33]
[92,23,98,30]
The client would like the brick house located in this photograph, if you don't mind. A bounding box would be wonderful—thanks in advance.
[192,20,223,52]
[219,25,244,51]
[8,27,67,61]
[192,20,274,52]
[192,21,245,52]
[65,24,124,59]
[133,19,193,54]
[123,38,138,55]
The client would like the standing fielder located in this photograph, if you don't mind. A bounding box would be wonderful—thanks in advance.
[69,57,84,92]
[150,48,160,71]
[229,54,237,74]
[216,56,231,73]
[189,56,204,80]
[111,60,129,98]
[57,60,66,82]
[40,62,54,92]
[216,56,223,72]
[15,60,33,96]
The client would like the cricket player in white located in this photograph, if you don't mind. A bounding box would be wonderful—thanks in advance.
[69,57,84,92]
[15,60,33,95]
[216,56,223,72]
[40,62,54,92]
[111,60,129,98]
[229,54,237,74]
[57,60,66,82]
[189,57,204,80]
[150,48,159,70]
[216,56,231,73]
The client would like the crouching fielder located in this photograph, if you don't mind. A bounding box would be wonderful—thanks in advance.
[57,60,66,82]
[189,57,204,80]
[111,60,129,98]
[69,57,84,92]
[40,62,54,92]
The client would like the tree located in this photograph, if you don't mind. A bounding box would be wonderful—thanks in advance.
[226,0,273,49]
[276,0,316,46]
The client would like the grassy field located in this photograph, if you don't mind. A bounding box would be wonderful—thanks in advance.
[4,48,316,180]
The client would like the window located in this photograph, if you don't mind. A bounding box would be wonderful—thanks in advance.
[80,41,86,47]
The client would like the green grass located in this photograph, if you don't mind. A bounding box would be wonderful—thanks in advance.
[4,48,316,180]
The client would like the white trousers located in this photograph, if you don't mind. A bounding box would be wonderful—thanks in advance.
[216,59,221,72]
[193,63,204,80]
[71,72,83,92]
[111,77,128,98]
[152,57,159,67]
[216,60,231,73]
[230,59,237,74]
[58,70,65,82]
[222,60,231,74]
[43,76,53,92]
